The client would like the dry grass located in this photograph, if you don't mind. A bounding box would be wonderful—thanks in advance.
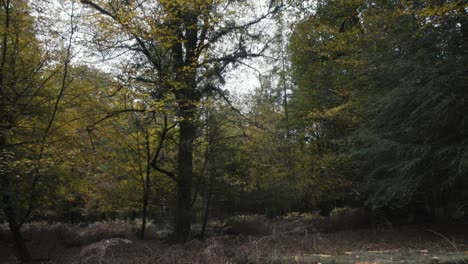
[223,215,272,236]
[64,220,137,246]
[0,220,139,263]
[1,216,468,264]
[79,238,133,264]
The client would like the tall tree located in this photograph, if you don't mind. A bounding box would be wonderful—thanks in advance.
[0,0,82,260]
[351,0,468,217]
[0,0,53,260]
[288,0,363,214]
[289,0,468,218]
[80,0,280,241]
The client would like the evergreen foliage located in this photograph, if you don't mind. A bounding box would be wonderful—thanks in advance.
[289,0,468,215]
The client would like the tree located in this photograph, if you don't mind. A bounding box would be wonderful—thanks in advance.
[350,0,468,218]
[243,82,292,215]
[126,112,176,239]
[0,0,80,261]
[0,1,97,260]
[0,1,52,261]
[79,0,281,241]
[289,0,468,219]
[191,98,251,238]
[287,0,363,214]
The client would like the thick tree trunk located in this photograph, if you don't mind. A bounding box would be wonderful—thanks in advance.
[172,106,196,242]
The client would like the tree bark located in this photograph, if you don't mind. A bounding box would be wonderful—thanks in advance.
[171,12,198,239]
[141,128,152,240]
[141,191,148,239]
[1,177,32,263]
[199,189,212,239]
[172,109,196,241]
[461,3,467,75]
[199,127,216,239]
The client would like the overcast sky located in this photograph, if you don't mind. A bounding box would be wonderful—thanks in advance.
[35,0,315,98]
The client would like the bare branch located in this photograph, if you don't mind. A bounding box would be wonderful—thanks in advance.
[80,0,115,18]
[150,115,178,183]
[208,4,282,44]
[90,108,147,128]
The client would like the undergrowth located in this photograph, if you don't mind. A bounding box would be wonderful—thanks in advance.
[0,215,467,264]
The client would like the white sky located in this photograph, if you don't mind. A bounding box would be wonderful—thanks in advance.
[34,0,315,98]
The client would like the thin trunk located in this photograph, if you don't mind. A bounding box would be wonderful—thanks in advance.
[141,193,148,239]
[278,14,295,212]
[0,0,9,103]
[141,129,152,240]
[1,177,31,262]
[0,0,10,135]
[199,152,215,239]
[23,2,77,224]
[461,4,467,75]
[199,190,212,239]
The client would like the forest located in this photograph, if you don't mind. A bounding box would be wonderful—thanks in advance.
[0,0,467,263]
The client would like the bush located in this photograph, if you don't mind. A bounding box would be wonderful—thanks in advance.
[223,215,272,236]
[330,206,356,216]
[79,238,133,264]
[0,222,12,242]
[320,207,376,232]
[5,220,138,248]
[284,212,320,220]
[64,220,136,246]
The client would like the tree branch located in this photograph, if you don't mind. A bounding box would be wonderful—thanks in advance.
[150,115,178,183]
[89,108,147,128]
[80,0,115,18]
[208,3,282,44]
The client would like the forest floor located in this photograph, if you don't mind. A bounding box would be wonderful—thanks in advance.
[1,215,468,264]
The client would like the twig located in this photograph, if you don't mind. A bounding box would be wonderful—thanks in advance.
[423,228,461,255]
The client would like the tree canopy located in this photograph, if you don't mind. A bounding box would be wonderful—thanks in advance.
[1,0,467,262]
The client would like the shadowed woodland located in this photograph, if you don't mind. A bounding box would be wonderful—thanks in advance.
[0,0,467,263]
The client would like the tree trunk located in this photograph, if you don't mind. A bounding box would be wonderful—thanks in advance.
[199,188,212,239]
[172,108,196,242]
[1,178,32,263]
[461,4,467,75]
[141,191,148,240]
[8,222,31,263]
[141,130,152,240]
[200,148,215,239]
[0,1,31,261]
[1,103,31,264]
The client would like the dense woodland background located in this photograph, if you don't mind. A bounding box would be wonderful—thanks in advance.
[0,0,467,262]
